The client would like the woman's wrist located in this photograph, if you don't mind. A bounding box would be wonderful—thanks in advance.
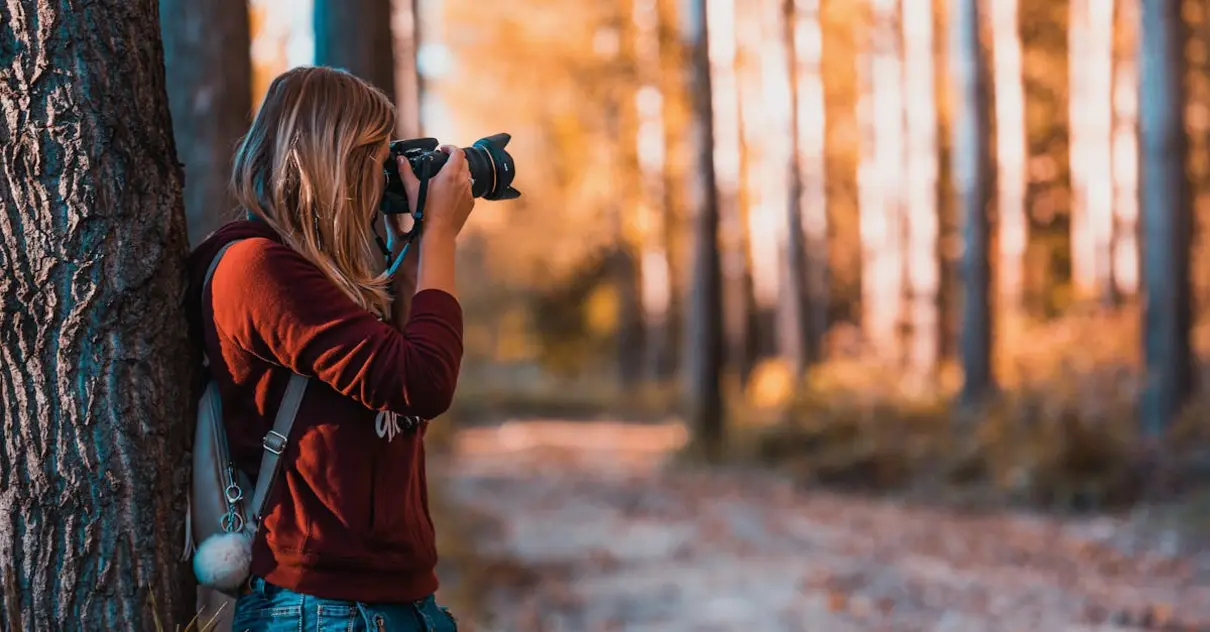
[416,230,457,297]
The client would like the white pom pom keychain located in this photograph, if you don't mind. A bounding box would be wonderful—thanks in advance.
[193,531,254,593]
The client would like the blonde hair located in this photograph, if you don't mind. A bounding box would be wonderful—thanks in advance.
[232,66,396,318]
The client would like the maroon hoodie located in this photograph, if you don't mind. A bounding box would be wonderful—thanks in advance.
[186,220,463,602]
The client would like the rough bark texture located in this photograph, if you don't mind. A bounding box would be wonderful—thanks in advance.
[315,0,397,103]
[682,0,724,460]
[949,0,993,403]
[0,1,194,630]
[1139,0,1192,436]
[161,0,253,246]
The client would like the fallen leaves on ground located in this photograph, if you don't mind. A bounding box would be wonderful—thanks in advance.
[437,420,1210,632]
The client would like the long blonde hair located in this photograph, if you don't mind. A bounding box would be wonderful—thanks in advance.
[232,66,396,318]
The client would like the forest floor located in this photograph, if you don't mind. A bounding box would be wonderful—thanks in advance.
[436,420,1210,632]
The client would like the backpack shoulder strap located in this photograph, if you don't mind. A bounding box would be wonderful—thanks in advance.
[202,238,309,530]
[250,372,307,527]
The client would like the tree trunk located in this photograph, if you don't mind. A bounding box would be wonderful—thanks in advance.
[0,1,194,629]
[989,0,1028,331]
[779,0,828,376]
[949,0,993,403]
[707,0,755,385]
[860,0,906,365]
[1069,0,1116,303]
[901,0,941,385]
[659,0,691,380]
[161,0,253,246]
[315,0,397,100]
[1139,0,1193,436]
[681,0,725,460]
[631,0,675,383]
[1111,0,1140,299]
[392,0,424,138]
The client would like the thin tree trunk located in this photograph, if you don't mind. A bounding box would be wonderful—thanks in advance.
[162,0,253,246]
[1139,0,1192,436]
[902,0,941,385]
[1069,0,1116,303]
[779,0,829,376]
[659,0,691,379]
[392,0,424,138]
[0,1,194,629]
[989,0,1028,328]
[315,0,397,99]
[1111,0,1140,298]
[949,0,994,403]
[860,0,906,364]
[747,0,792,365]
[633,0,674,383]
[682,0,725,460]
[709,0,756,384]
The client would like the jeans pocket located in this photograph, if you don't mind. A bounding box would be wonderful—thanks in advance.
[230,579,304,632]
[316,603,360,632]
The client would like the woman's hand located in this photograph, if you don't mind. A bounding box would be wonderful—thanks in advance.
[393,145,473,299]
[394,145,475,239]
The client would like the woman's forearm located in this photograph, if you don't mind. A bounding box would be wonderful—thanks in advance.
[416,231,458,299]
[389,266,418,329]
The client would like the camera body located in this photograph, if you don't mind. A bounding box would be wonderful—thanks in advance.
[380,133,520,216]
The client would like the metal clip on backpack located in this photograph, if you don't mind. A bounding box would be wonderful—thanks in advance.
[179,239,309,596]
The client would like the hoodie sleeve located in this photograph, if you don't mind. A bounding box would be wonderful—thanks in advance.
[209,237,463,419]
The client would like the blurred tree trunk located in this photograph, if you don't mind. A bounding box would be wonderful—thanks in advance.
[0,1,195,629]
[860,0,906,365]
[1069,0,1117,304]
[736,0,782,367]
[1111,0,1140,299]
[161,0,252,246]
[778,0,829,376]
[659,0,692,379]
[632,0,675,383]
[949,0,993,403]
[682,0,725,459]
[708,0,756,385]
[392,0,424,137]
[1139,0,1193,435]
[901,0,941,385]
[989,0,1028,333]
[315,0,397,99]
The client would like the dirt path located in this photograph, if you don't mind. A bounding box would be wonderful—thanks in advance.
[441,421,1210,632]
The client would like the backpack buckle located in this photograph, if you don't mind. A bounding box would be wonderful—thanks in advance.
[263,430,287,455]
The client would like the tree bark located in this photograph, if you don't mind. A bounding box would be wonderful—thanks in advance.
[1139,0,1193,436]
[949,0,994,403]
[161,0,253,246]
[315,0,397,101]
[681,0,725,460]
[0,1,194,629]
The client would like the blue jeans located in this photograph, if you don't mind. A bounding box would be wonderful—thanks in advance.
[231,576,458,632]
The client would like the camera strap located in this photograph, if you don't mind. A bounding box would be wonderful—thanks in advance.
[378,154,435,277]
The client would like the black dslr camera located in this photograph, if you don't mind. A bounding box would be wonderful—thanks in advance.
[380,132,520,216]
[375,133,519,274]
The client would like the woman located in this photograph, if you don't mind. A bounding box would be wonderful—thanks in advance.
[187,66,472,631]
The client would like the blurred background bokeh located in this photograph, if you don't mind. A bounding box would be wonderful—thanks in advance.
[169,0,1210,629]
